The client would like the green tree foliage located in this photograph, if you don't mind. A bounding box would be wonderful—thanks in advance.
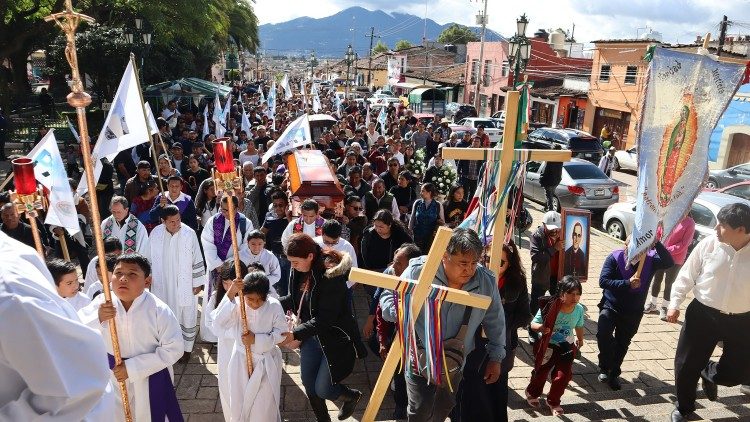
[394,40,413,51]
[437,24,479,44]
[372,40,389,54]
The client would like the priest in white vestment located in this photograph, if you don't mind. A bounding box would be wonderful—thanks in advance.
[0,232,115,421]
[100,196,150,260]
[149,205,206,358]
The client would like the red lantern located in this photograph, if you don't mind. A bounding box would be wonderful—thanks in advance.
[12,157,37,195]
[212,138,235,174]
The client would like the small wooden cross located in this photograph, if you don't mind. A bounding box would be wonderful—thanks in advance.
[349,227,493,421]
[443,90,573,277]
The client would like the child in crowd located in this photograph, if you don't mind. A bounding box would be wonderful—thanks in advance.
[212,271,288,421]
[83,237,122,293]
[78,253,183,421]
[525,276,585,417]
[47,258,90,311]
[209,259,249,422]
[241,230,282,288]
[86,253,118,299]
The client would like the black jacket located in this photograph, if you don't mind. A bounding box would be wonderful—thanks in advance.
[539,161,564,187]
[360,224,412,271]
[280,253,364,383]
[530,225,558,288]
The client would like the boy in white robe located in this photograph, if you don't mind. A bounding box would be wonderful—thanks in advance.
[200,195,253,342]
[101,196,150,260]
[78,253,183,422]
[48,258,92,311]
[83,237,122,294]
[212,271,288,422]
[0,232,115,421]
[241,230,281,287]
[149,205,206,360]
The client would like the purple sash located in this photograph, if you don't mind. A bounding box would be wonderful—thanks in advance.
[612,249,655,293]
[108,354,183,422]
[213,213,239,261]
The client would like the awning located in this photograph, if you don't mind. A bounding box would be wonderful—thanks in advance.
[408,88,446,104]
[143,78,233,108]
[391,82,431,90]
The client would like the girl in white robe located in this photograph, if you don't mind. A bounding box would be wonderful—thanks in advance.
[212,271,288,422]
[240,230,282,287]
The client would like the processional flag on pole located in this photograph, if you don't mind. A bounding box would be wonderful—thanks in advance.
[377,105,387,135]
[267,81,277,124]
[281,73,293,100]
[626,47,745,264]
[241,105,252,136]
[261,114,311,163]
[67,117,80,142]
[144,102,160,136]
[29,130,81,235]
[202,100,210,141]
[77,60,150,195]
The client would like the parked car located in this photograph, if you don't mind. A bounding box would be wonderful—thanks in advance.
[602,192,750,251]
[706,162,750,189]
[447,124,476,140]
[455,118,503,145]
[490,111,506,131]
[413,113,436,127]
[445,103,477,122]
[613,146,638,172]
[710,180,750,201]
[527,128,604,165]
[367,93,401,106]
[524,158,620,212]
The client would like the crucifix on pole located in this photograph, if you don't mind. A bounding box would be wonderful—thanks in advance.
[349,227,493,421]
[443,90,572,277]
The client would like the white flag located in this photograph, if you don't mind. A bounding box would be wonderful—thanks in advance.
[259,83,266,104]
[261,114,311,163]
[365,103,371,128]
[222,93,233,128]
[377,105,387,135]
[267,81,277,126]
[335,96,342,119]
[67,117,80,143]
[28,130,81,235]
[77,60,150,195]
[301,80,308,108]
[281,73,293,100]
[144,102,159,135]
[241,105,252,136]
[202,102,210,141]
[213,94,226,137]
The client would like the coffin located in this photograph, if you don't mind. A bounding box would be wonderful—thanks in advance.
[285,149,345,215]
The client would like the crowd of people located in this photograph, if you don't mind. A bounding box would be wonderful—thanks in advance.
[1,79,749,422]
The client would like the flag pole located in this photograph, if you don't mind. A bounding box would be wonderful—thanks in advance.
[45,2,133,420]
[130,54,165,192]
[58,231,71,261]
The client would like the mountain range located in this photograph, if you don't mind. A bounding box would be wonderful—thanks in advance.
[258,6,504,57]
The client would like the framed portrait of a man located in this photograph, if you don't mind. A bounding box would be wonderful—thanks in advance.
[558,208,591,281]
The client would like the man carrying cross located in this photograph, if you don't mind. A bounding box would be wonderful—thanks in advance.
[380,228,506,421]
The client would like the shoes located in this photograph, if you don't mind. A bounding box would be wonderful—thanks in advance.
[700,371,717,401]
[659,307,669,321]
[525,389,540,408]
[741,385,750,395]
[308,395,331,422]
[598,372,609,383]
[608,376,622,391]
[391,406,407,420]
[644,302,658,314]
[337,386,362,420]
[670,408,688,422]
[546,401,564,416]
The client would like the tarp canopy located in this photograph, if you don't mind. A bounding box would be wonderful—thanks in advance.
[143,78,233,110]
[408,87,446,104]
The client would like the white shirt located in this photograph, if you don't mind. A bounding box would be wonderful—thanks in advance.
[238,151,260,167]
[161,108,181,128]
[392,151,405,166]
[314,235,358,288]
[281,219,319,250]
[669,235,750,314]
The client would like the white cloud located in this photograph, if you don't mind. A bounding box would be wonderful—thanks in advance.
[254,0,750,45]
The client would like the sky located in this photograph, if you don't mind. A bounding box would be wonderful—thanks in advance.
[253,0,750,46]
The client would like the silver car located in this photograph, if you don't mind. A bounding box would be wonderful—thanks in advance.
[524,158,620,212]
[602,191,750,249]
[706,162,750,189]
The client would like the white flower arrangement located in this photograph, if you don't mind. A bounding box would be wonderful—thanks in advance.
[433,163,457,196]
[405,148,426,178]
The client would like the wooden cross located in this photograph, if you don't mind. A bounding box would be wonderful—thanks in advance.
[350,227,493,421]
[442,90,573,277]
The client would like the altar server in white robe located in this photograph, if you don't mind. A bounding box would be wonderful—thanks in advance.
[149,205,206,358]
[200,195,253,342]
[212,271,288,422]
[100,196,150,260]
[0,231,115,421]
[79,253,184,422]
[83,237,123,294]
[47,258,92,311]
[241,230,281,287]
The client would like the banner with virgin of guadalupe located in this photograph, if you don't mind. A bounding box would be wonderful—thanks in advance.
[626,47,745,264]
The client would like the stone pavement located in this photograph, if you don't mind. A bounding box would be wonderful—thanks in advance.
[175,201,750,421]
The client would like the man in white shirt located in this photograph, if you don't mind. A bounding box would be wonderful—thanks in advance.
[161,100,180,129]
[666,203,750,422]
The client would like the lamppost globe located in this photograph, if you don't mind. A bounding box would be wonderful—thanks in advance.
[520,42,531,61]
[143,33,152,45]
[135,18,143,30]
[124,32,133,44]
[516,14,529,37]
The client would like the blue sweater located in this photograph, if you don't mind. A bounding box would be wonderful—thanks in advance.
[599,241,674,314]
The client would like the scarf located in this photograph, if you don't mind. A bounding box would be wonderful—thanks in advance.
[103,214,139,254]
[293,216,324,236]
[213,213,241,261]
[107,354,183,422]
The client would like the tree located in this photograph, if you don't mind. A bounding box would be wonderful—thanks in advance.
[372,40,389,54]
[437,24,479,44]
[394,40,413,51]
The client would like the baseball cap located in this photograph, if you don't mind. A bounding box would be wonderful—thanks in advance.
[542,211,561,230]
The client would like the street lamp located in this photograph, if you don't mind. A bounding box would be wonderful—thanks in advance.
[345,44,354,97]
[508,14,531,88]
[123,17,152,85]
[310,51,317,80]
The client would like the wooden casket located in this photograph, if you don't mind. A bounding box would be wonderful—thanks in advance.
[285,149,345,216]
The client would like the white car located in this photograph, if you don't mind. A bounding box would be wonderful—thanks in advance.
[367,93,401,106]
[490,111,506,131]
[602,191,750,249]
[455,118,503,144]
[613,146,638,172]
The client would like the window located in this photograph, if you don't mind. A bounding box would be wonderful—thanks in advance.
[690,203,717,228]
[483,60,492,86]
[470,60,479,84]
[625,65,638,84]
[565,163,608,180]
[599,64,611,82]
[501,60,509,77]
[526,161,542,173]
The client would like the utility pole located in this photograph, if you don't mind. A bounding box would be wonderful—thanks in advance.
[365,27,379,88]
[717,15,729,57]
[473,0,488,115]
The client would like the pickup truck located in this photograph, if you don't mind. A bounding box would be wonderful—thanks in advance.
[455,118,503,145]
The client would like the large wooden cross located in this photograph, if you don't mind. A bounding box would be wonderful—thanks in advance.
[350,227,492,421]
[443,90,572,277]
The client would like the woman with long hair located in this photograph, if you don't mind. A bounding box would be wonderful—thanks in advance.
[455,241,531,422]
[183,154,211,197]
[408,182,445,252]
[360,209,413,273]
[279,233,365,421]
[195,179,219,228]
[443,184,468,229]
